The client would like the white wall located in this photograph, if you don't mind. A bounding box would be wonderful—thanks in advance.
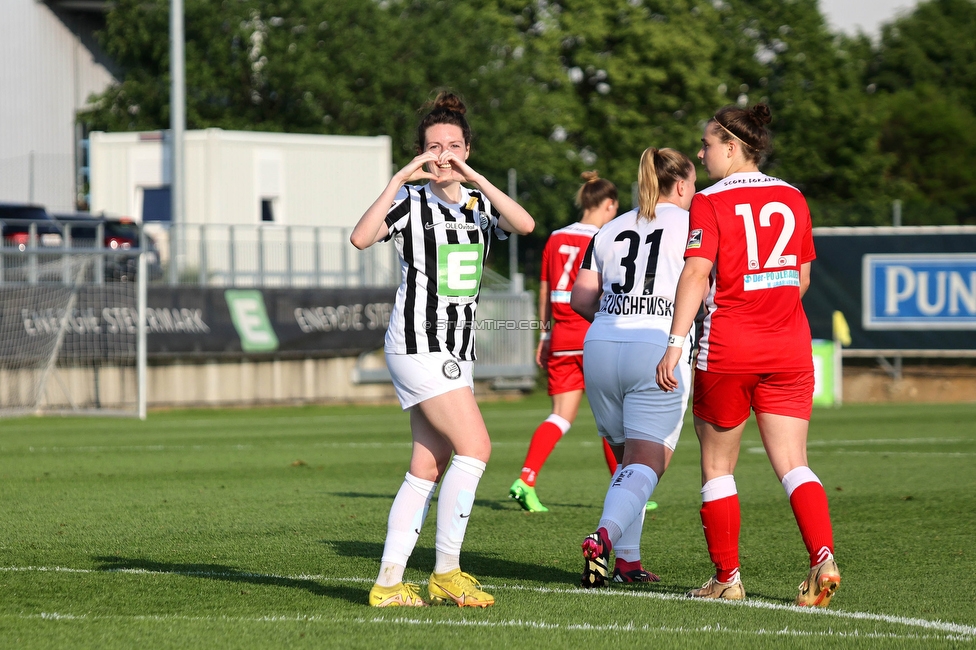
[0,0,114,210]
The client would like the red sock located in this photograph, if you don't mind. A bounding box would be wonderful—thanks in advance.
[789,481,835,566]
[602,438,618,474]
[519,421,564,487]
[614,558,642,572]
[700,495,741,583]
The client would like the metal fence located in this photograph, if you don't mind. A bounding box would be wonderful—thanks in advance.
[152,222,398,288]
[151,222,535,385]
[1,221,536,387]
[0,220,146,285]
[0,221,530,387]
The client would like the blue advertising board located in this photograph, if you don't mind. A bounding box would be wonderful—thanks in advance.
[803,227,976,353]
[862,254,976,330]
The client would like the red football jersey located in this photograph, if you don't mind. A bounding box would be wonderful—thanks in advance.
[686,172,816,373]
[540,222,599,352]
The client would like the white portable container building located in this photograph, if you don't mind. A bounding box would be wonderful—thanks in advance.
[89,128,392,228]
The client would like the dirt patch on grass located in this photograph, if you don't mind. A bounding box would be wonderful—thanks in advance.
[843,363,976,404]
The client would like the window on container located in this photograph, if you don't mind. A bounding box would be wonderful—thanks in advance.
[261,198,275,223]
[142,186,172,222]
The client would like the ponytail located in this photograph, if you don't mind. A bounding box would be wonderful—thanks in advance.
[637,147,694,221]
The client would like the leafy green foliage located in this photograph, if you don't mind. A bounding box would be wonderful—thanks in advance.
[865,0,976,223]
[81,0,976,234]
[546,0,721,187]
[870,0,976,113]
[707,0,894,202]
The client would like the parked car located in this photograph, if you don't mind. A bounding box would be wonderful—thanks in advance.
[52,212,162,281]
[0,203,63,249]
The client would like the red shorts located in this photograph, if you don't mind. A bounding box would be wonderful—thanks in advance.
[693,369,814,428]
[547,352,585,396]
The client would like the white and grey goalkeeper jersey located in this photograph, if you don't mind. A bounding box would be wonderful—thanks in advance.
[383,183,507,360]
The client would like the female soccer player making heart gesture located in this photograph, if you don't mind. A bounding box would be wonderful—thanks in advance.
[351,91,534,608]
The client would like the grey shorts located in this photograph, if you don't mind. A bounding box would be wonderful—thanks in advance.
[583,339,691,450]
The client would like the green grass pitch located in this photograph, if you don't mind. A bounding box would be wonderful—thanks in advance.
[0,393,973,648]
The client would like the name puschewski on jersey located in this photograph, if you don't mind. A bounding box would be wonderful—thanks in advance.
[600,294,674,317]
[581,203,692,347]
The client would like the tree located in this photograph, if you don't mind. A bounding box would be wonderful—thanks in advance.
[879,85,976,223]
[707,0,895,208]
[864,0,976,223]
[85,0,974,233]
[82,0,586,236]
[543,0,721,194]
[870,0,976,114]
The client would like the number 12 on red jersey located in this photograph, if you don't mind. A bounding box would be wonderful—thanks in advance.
[736,201,800,291]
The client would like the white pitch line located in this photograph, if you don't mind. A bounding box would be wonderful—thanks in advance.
[747,447,976,457]
[825,450,975,457]
[10,613,966,642]
[24,444,255,453]
[354,616,970,642]
[806,438,969,447]
[14,439,580,454]
[1,566,973,639]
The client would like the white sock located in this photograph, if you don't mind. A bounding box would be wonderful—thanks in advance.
[614,506,646,563]
[376,472,436,587]
[434,455,486,574]
[701,474,737,502]
[598,464,658,548]
[781,465,822,497]
[545,413,572,435]
[598,466,625,541]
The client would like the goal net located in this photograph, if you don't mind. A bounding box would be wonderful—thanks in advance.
[0,248,146,418]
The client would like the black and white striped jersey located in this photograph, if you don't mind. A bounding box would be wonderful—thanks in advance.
[383,183,507,360]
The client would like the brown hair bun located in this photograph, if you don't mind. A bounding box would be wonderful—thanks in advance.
[575,171,617,211]
[432,92,466,115]
[751,103,772,125]
[416,90,471,151]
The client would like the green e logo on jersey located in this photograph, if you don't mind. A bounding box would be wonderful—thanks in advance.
[225,289,279,352]
[438,243,484,297]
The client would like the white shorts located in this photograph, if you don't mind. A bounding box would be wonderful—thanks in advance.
[583,339,691,450]
[386,351,474,410]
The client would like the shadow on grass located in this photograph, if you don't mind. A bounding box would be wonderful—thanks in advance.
[328,492,394,500]
[321,539,580,585]
[327,491,599,512]
[92,556,365,605]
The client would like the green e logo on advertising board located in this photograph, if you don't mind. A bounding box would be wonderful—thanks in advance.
[225,290,279,352]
